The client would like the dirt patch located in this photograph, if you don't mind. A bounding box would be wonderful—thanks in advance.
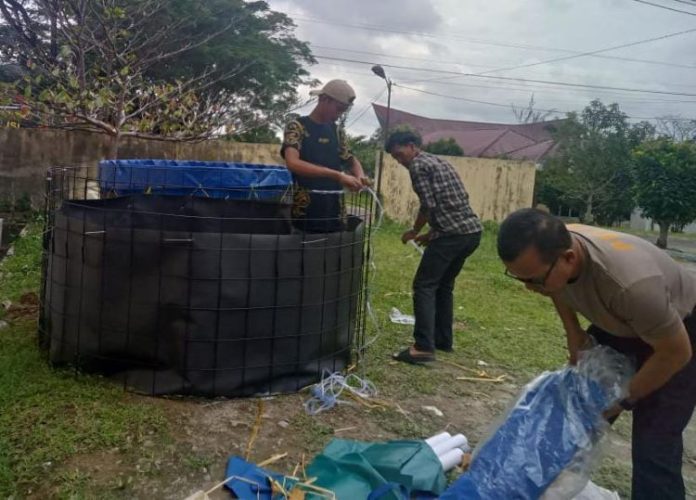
[24,356,696,499]
[4,291,39,320]
[36,360,513,499]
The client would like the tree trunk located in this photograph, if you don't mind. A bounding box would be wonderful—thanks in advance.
[583,194,594,224]
[107,133,121,160]
[656,221,669,249]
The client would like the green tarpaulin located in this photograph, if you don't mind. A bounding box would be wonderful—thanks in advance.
[306,439,446,499]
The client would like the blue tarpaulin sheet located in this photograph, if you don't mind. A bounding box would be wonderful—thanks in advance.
[223,456,296,499]
[99,159,292,200]
[441,346,632,500]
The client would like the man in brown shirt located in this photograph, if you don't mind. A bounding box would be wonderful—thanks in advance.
[497,208,696,500]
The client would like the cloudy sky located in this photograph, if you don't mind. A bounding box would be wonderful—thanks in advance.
[267,0,696,137]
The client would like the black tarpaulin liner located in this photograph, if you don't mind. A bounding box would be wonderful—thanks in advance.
[42,194,365,396]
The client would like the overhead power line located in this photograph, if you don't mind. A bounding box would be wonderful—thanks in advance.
[668,0,696,7]
[310,44,495,69]
[394,83,696,121]
[394,83,563,114]
[475,27,696,75]
[312,54,696,97]
[347,87,387,128]
[631,0,696,16]
[294,15,696,71]
[310,41,696,72]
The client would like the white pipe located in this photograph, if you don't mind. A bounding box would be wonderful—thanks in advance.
[432,434,469,456]
[425,432,451,448]
[409,239,424,255]
[439,448,464,472]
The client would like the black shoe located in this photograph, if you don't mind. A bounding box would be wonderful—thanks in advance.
[392,347,435,365]
[436,345,453,353]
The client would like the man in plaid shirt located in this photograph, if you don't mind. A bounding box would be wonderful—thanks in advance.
[386,127,482,364]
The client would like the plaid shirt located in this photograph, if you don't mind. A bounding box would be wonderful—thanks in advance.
[408,151,482,239]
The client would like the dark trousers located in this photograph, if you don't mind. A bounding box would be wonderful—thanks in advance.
[589,311,696,500]
[412,232,481,352]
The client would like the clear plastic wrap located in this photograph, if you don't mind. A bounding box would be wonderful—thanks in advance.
[441,345,634,500]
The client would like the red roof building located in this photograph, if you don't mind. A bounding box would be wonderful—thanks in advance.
[373,104,561,162]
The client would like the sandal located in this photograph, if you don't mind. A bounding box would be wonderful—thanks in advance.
[392,347,435,365]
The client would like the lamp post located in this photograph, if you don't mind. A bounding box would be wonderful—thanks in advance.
[371,65,392,199]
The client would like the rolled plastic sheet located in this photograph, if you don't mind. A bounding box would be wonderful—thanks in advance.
[441,346,633,500]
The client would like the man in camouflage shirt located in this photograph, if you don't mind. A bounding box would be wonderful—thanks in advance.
[280,79,368,232]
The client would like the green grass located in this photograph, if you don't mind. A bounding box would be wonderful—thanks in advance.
[0,223,167,498]
[362,220,631,494]
[364,220,567,379]
[0,218,630,496]
[593,457,632,498]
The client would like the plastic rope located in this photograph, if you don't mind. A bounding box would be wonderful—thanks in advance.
[304,369,378,415]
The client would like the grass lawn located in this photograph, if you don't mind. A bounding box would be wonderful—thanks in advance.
[0,218,647,498]
[0,223,167,498]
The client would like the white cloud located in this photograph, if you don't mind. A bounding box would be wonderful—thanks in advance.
[268,0,696,136]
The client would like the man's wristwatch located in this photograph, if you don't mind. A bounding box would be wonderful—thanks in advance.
[618,398,638,411]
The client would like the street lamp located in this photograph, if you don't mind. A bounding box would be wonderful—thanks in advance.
[371,65,392,199]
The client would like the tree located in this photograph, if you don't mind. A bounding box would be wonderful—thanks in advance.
[423,137,464,156]
[346,133,379,177]
[512,93,557,124]
[540,100,653,224]
[632,139,696,248]
[0,0,314,157]
[656,115,696,142]
[231,125,281,144]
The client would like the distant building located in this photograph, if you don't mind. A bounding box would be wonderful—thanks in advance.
[373,103,561,162]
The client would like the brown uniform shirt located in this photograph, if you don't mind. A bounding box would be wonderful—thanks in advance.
[559,225,696,341]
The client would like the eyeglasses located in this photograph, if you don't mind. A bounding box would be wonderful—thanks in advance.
[504,255,560,287]
[328,96,351,114]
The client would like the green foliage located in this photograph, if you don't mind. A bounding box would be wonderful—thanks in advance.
[0,0,314,153]
[143,0,315,124]
[231,125,281,144]
[537,100,654,224]
[423,137,464,156]
[347,134,379,177]
[632,139,696,248]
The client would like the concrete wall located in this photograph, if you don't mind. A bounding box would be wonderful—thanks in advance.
[1,129,536,222]
[378,155,536,223]
[630,208,696,234]
[0,129,283,208]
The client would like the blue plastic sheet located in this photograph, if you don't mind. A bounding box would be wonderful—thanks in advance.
[98,159,291,200]
[441,346,633,500]
[223,456,296,499]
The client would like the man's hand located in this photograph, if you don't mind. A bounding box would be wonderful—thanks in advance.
[602,403,623,423]
[401,229,419,244]
[338,172,363,192]
[551,296,591,366]
[359,176,372,187]
[415,232,432,246]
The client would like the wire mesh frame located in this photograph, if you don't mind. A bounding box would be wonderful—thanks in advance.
[38,165,375,397]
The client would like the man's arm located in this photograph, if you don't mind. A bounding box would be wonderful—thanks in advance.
[616,277,693,402]
[401,210,428,244]
[348,156,370,186]
[551,295,592,365]
[284,148,362,191]
[628,324,692,401]
[603,324,692,421]
[338,124,369,186]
